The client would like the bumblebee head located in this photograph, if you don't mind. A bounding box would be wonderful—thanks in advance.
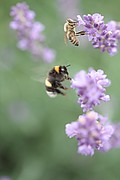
[54,65,71,80]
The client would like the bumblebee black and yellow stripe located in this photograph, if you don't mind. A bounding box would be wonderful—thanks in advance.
[54,66,60,73]
[45,78,52,87]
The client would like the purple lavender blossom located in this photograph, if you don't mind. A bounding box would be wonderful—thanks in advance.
[71,68,111,112]
[77,13,120,56]
[42,48,56,63]
[10,2,55,63]
[107,20,120,42]
[65,111,113,156]
[101,123,120,151]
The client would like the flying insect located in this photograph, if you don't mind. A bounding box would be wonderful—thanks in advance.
[64,18,85,46]
[45,65,71,97]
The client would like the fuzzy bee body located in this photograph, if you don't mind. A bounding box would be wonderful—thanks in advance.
[45,65,71,97]
[64,18,85,46]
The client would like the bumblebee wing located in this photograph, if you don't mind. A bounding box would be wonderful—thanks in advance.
[31,65,51,84]
[64,32,68,45]
[31,76,45,84]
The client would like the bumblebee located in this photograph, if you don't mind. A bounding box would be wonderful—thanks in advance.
[45,65,71,97]
[64,18,85,46]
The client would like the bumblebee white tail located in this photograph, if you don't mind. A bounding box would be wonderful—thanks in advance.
[46,91,57,98]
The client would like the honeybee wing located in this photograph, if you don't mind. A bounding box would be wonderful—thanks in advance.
[64,21,69,45]
[64,32,68,45]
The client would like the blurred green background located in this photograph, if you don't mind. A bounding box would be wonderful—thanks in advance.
[0,0,120,180]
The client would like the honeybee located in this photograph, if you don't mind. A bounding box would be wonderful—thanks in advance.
[64,18,85,46]
[45,65,71,97]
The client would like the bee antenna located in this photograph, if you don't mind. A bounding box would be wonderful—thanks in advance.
[66,64,71,67]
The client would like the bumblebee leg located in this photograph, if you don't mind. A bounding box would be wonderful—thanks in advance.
[59,85,68,90]
[55,89,66,96]
[67,77,71,80]
[56,82,68,90]
[60,85,68,90]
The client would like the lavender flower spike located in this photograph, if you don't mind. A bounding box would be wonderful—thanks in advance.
[71,68,111,112]
[65,111,113,156]
[10,2,56,63]
[77,13,119,56]
[101,123,120,151]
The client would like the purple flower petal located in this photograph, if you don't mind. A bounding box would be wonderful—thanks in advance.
[9,2,56,62]
[65,111,113,156]
[71,68,111,112]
